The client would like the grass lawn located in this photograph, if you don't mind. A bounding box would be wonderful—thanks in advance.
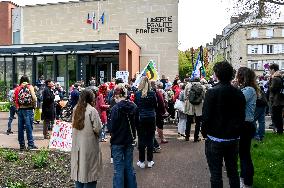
[252,133,284,188]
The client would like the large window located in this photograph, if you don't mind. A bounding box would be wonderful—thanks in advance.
[68,55,76,88]
[5,58,13,88]
[36,56,45,80]
[0,58,4,86]
[45,56,54,80]
[16,57,25,83]
[57,55,67,87]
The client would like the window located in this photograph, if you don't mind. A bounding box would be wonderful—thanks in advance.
[13,31,20,44]
[251,29,258,38]
[248,45,259,54]
[266,45,273,54]
[282,29,284,37]
[266,28,274,38]
[250,62,258,70]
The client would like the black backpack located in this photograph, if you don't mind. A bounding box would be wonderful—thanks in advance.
[188,83,204,105]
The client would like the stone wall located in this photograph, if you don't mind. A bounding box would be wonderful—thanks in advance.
[22,0,178,79]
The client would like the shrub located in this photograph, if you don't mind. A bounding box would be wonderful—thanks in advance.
[6,181,27,188]
[3,150,19,162]
[32,149,49,168]
[0,102,10,112]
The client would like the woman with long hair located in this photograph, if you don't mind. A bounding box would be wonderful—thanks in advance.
[71,89,102,188]
[236,67,258,188]
[134,76,157,168]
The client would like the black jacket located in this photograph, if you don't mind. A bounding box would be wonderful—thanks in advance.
[269,74,284,107]
[42,87,55,120]
[202,82,246,139]
[109,100,137,145]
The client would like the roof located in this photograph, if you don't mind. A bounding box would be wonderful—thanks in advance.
[23,0,91,7]
[0,40,119,56]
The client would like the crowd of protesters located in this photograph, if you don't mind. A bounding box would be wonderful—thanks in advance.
[5,60,284,188]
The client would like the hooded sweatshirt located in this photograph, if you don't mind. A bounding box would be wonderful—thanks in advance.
[109,100,137,145]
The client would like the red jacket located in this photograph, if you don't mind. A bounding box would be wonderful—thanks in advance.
[95,94,109,124]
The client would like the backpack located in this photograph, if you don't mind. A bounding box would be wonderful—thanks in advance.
[188,83,204,105]
[18,85,33,105]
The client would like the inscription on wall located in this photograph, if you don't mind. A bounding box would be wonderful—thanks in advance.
[136,16,173,34]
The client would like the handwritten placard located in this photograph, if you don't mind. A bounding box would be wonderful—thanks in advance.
[49,120,72,152]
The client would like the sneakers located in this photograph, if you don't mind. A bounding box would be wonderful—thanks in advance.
[147,161,155,168]
[153,146,161,153]
[20,145,26,151]
[27,145,38,150]
[110,158,113,164]
[137,161,145,169]
[6,130,13,135]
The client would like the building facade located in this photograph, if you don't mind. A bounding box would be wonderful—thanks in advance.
[210,21,284,74]
[0,0,178,90]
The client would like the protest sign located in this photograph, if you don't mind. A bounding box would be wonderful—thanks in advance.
[49,120,72,152]
[116,71,129,83]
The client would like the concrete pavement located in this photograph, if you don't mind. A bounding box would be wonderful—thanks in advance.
[0,112,272,188]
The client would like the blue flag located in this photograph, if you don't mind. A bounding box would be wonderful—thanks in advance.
[100,12,105,24]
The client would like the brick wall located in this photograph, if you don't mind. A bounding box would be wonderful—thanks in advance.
[0,2,16,45]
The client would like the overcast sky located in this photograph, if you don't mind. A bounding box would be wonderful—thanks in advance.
[7,0,240,50]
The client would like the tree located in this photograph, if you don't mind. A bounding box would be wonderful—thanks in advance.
[178,50,193,80]
[232,0,284,20]
[205,54,225,79]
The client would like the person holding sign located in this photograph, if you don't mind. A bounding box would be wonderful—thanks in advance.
[71,89,103,188]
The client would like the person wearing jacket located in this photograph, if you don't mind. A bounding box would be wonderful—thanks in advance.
[236,67,258,188]
[135,76,157,169]
[202,61,246,188]
[41,79,55,139]
[109,84,138,188]
[184,77,206,142]
[150,81,168,144]
[14,75,38,150]
[95,84,110,142]
[269,63,284,134]
[71,89,102,188]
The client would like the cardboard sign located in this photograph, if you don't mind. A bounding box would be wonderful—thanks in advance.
[116,71,129,83]
[49,120,72,152]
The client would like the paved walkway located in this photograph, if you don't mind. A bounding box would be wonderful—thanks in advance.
[0,112,272,188]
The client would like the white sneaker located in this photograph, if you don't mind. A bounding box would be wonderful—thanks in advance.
[137,161,145,168]
[240,178,244,188]
[147,161,155,168]
[110,158,113,164]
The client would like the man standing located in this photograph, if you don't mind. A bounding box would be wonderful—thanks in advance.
[14,76,38,150]
[41,79,55,139]
[70,83,80,109]
[6,84,18,135]
[269,64,284,134]
[202,61,246,187]
[184,77,206,142]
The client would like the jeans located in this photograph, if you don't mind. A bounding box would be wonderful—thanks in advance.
[271,105,284,134]
[100,124,106,141]
[138,131,155,162]
[75,181,97,188]
[185,115,202,140]
[18,109,34,147]
[205,139,240,188]
[112,145,137,188]
[7,105,17,130]
[240,121,255,186]
[254,106,266,139]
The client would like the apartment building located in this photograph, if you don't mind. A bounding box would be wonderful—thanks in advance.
[210,21,284,74]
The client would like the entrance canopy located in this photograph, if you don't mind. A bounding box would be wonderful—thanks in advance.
[0,40,119,56]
